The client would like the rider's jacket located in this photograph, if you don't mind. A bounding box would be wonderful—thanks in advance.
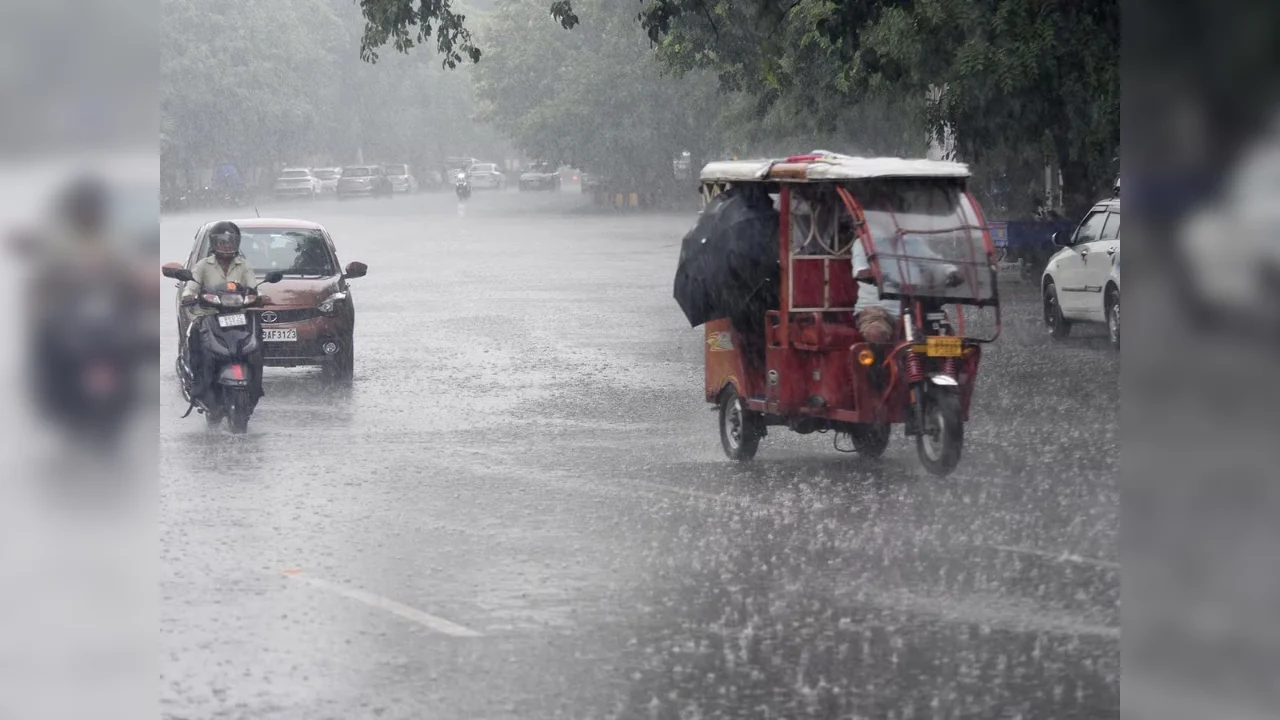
[183,255,257,320]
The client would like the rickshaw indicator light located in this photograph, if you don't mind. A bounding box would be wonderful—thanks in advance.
[857,348,876,366]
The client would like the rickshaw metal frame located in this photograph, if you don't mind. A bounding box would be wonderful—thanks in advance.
[698,153,1000,433]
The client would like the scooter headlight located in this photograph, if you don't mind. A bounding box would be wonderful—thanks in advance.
[201,293,222,305]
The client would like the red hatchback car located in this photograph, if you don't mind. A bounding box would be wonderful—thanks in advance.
[170,218,367,380]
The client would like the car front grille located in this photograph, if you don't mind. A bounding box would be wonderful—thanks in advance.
[260,307,320,323]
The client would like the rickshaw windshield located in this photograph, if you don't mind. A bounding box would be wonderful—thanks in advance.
[855,179,994,304]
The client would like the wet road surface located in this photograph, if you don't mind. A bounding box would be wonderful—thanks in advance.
[160,188,1119,719]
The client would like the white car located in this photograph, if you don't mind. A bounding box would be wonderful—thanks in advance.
[385,164,418,193]
[273,168,321,199]
[1042,196,1121,349]
[313,167,341,194]
[468,163,506,190]
[1178,134,1280,329]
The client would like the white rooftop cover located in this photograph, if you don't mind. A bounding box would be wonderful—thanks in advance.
[700,151,970,183]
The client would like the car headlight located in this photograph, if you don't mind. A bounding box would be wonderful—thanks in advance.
[317,291,348,316]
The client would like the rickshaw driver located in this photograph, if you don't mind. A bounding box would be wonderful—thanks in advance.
[852,236,899,343]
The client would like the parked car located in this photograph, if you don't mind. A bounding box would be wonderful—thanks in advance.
[385,164,418,193]
[1042,196,1121,349]
[313,167,342,194]
[519,162,561,191]
[580,172,606,194]
[273,168,321,199]
[468,162,506,190]
[447,157,477,173]
[1178,133,1280,333]
[336,165,392,199]
[170,219,368,380]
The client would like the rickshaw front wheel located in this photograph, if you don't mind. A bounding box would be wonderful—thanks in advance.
[916,391,964,476]
[718,387,760,462]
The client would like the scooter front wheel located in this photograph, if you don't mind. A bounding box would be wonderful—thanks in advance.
[226,387,251,434]
[916,390,963,476]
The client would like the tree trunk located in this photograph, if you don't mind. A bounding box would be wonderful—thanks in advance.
[1054,129,1097,220]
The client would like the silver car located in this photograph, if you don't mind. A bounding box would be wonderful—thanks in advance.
[312,167,341,194]
[468,163,506,190]
[385,164,418,193]
[273,168,320,199]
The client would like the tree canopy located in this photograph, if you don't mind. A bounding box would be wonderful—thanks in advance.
[355,0,1119,216]
[160,0,509,183]
[471,0,722,189]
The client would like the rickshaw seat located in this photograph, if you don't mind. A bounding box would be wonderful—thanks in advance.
[789,312,863,350]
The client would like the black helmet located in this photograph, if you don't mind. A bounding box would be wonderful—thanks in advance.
[208,220,241,260]
[57,175,110,235]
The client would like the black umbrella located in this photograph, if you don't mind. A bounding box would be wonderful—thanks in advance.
[673,190,779,328]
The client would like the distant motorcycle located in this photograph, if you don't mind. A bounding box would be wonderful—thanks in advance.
[455,171,472,201]
[162,266,283,433]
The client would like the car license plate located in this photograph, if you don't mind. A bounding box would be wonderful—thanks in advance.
[218,313,247,328]
[925,336,962,357]
[262,328,298,342]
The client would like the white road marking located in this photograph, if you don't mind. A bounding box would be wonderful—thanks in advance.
[283,570,483,638]
[984,544,1120,570]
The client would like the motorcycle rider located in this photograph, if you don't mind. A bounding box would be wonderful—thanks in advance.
[23,175,146,441]
[181,220,265,405]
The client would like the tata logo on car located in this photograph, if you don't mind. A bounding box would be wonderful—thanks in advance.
[260,311,278,324]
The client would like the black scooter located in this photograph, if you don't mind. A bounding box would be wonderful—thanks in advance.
[31,279,145,449]
[162,266,283,433]
[455,171,472,201]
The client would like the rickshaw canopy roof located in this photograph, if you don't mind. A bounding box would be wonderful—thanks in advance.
[700,152,970,184]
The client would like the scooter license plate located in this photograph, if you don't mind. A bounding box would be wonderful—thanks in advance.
[218,313,247,328]
[262,328,298,342]
[925,336,962,357]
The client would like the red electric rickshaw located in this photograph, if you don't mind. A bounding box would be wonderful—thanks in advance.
[696,153,1000,476]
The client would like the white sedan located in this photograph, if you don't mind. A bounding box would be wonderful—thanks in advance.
[273,168,321,199]
[468,163,506,190]
[312,167,341,194]
[1042,196,1121,349]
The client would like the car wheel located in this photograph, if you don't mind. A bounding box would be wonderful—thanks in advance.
[325,340,354,384]
[1044,279,1071,339]
[718,386,761,462]
[1106,288,1120,350]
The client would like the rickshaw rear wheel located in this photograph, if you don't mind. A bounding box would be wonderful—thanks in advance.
[916,391,964,476]
[849,423,891,458]
[718,387,760,462]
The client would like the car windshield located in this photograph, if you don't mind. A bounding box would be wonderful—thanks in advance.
[474,164,496,172]
[228,228,337,277]
[343,167,371,177]
[854,179,995,303]
[280,170,309,179]
[313,169,338,179]
[387,165,407,175]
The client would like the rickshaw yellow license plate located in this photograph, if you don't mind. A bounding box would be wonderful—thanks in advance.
[925,336,962,357]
